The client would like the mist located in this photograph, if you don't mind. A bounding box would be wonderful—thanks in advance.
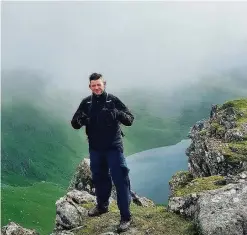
[2,1,247,95]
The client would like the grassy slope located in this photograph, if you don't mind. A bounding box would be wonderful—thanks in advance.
[1,182,65,235]
[1,101,88,187]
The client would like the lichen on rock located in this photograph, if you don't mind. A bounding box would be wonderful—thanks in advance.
[186,98,247,178]
[169,98,247,235]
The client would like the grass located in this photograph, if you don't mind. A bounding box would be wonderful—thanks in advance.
[220,98,247,129]
[75,202,197,235]
[222,140,247,163]
[1,182,66,235]
[173,175,224,197]
[220,98,247,110]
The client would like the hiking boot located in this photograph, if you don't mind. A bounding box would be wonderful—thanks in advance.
[88,206,108,217]
[117,219,132,232]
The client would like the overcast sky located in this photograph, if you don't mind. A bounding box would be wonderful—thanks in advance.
[2,1,247,92]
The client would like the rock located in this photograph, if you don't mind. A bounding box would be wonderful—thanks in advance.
[55,194,88,230]
[1,222,39,235]
[66,189,96,204]
[99,232,115,235]
[186,100,247,177]
[67,158,94,195]
[225,129,245,142]
[131,191,155,207]
[168,172,247,235]
[169,98,247,235]
[167,193,199,217]
[196,181,247,235]
[169,171,193,197]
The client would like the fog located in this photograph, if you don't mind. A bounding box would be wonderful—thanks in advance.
[2,1,247,93]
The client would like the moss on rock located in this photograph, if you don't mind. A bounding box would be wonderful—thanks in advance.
[173,175,225,197]
[221,98,247,110]
[169,171,193,195]
[222,140,247,163]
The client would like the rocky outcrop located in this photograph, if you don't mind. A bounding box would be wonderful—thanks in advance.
[50,158,157,234]
[1,222,39,235]
[186,99,247,178]
[168,98,247,235]
[67,158,94,194]
[196,180,247,235]
[54,190,95,231]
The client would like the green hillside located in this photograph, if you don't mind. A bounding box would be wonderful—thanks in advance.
[1,100,88,187]
[1,182,65,235]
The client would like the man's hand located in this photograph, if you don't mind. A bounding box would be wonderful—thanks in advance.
[77,112,90,126]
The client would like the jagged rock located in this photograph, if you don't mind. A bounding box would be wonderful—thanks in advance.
[66,189,96,204]
[167,193,199,217]
[221,171,247,184]
[55,193,88,230]
[225,128,245,142]
[1,222,39,235]
[131,191,155,207]
[196,181,247,235]
[168,179,247,234]
[67,158,94,194]
[186,100,247,178]
[169,171,193,197]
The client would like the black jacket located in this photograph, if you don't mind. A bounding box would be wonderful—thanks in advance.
[71,91,134,152]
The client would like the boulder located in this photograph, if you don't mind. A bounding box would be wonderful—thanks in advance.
[1,222,39,235]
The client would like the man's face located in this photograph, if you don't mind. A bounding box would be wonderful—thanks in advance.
[89,78,105,95]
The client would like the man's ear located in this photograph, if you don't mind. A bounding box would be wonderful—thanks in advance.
[104,80,107,86]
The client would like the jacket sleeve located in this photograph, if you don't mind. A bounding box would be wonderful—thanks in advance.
[71,99,88,129]
[114,96,134,126]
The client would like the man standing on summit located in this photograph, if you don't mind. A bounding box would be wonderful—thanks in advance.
[71,73,134,232]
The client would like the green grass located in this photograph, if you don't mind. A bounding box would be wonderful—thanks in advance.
[1,182,66,235]
[75,201,197,235]
[173,175,225,197]
[222,140,247,163]
[221,98,247,110]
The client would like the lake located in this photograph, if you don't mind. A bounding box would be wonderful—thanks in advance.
[126,139,190,205]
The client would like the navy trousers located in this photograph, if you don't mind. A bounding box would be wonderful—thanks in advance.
[89,148,131,220]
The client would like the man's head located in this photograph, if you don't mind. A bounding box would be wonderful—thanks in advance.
[89,73,106,95]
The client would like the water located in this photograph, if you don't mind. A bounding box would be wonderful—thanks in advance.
[126,139,190,205]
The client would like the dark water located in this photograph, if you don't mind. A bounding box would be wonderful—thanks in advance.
[126,139,190,205]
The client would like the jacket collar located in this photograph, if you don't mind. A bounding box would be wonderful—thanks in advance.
[92,90,107,101]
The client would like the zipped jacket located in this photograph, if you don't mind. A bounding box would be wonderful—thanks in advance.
[71,91,134,152]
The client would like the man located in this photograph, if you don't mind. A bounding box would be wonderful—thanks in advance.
[71,73,134,232]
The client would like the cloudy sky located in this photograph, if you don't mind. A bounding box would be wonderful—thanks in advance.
[2,1,247,92]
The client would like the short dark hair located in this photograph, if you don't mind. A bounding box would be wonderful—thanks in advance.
[89,73,102,81]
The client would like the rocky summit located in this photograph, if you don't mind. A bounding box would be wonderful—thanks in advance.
[168,98,247,235]
[2,98,247,235]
